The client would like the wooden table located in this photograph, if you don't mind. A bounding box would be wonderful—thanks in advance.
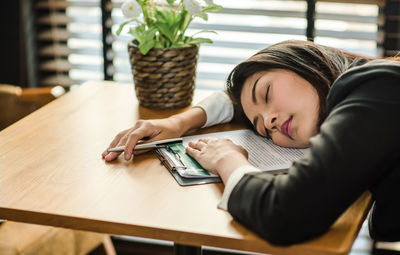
[0,81,371,255]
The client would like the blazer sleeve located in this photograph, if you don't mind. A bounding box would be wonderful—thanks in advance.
[227,65,400,245]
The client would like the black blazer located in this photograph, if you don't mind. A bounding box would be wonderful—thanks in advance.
[228,59,400,245]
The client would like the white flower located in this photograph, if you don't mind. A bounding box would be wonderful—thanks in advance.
[121,0,142,19]
[204,0,213,5]
[183,0,202,15]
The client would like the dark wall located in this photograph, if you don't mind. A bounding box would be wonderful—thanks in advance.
[0,1,25,86]
[0,0,36,88]
[383,0,400,57]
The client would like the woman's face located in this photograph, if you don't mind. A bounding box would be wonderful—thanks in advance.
[240,69,320,148]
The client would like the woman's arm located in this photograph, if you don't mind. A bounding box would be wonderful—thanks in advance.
[102,107,206,161]
[102,90,234,161]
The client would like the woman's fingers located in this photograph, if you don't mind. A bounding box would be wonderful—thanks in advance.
[185,146,200,158]
[104,134,130,161]
[104,151,122,161]
[103,120,163,161]
[188,137,216,151]
[102,129,128,157]
[102,116,192,162]
[188,140,207,151]
[124,126,157,160]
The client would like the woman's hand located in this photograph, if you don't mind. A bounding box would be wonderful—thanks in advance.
[102,107,207,161]
[102,118,184,161]
[186,138,250,183]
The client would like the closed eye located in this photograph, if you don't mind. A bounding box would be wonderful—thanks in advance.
[264,83,272,139]
[265,83,270,103]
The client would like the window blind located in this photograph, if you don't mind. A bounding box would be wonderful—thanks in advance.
[35,0,75,87]
[66,0,105,86]
[38,0,383,90]
[111,0,381,90]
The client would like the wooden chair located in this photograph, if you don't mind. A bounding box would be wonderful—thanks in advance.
[0,221,113,255]
[0,84,63,130]
[0,84,116,255]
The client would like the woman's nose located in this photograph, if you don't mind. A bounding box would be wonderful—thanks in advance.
[263,112,278,131]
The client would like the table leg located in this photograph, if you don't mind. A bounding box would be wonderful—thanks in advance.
[174,243,202,255]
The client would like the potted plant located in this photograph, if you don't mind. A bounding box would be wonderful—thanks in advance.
[117,0,222,109]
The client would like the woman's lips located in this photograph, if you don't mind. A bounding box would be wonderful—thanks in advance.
[281,116,293,139]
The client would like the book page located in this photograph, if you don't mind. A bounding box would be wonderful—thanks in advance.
[182,129,306,172]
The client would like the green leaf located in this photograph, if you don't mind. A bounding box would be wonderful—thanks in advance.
[189,30,218,40]
[180,11,192,35]
[188,37,213,44]
[197,13,208,21]
[154,41,164,48]
[139,40,156,55]
[116,20,132,35]
[136,24,145,34]
[154,22,175,43]
[153,8,180,43]
[167,11,176,27]
[129,27,144,45]
[143,26,157,41]
[175,9,184,24]
[190,30,217,38]
[155,9,175,27]
[171,41,188,48]
[202,4,223,12]
[155,9,168,21]
[128,23,157,48]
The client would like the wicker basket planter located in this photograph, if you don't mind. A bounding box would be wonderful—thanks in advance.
[128,40,199,109]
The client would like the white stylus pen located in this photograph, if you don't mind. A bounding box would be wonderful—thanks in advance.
[107,138,183,152]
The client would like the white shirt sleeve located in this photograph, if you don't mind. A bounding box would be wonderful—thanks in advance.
[217,165,261,211]
[193,91,234,128]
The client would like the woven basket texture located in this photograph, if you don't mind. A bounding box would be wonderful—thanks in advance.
[128,41,199,109]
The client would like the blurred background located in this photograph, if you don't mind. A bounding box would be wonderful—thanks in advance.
[0,0,399,92]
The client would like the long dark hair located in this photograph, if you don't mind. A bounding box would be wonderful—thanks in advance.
[226,40,367,128]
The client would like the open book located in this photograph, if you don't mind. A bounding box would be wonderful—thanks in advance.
[154,129,306,185]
